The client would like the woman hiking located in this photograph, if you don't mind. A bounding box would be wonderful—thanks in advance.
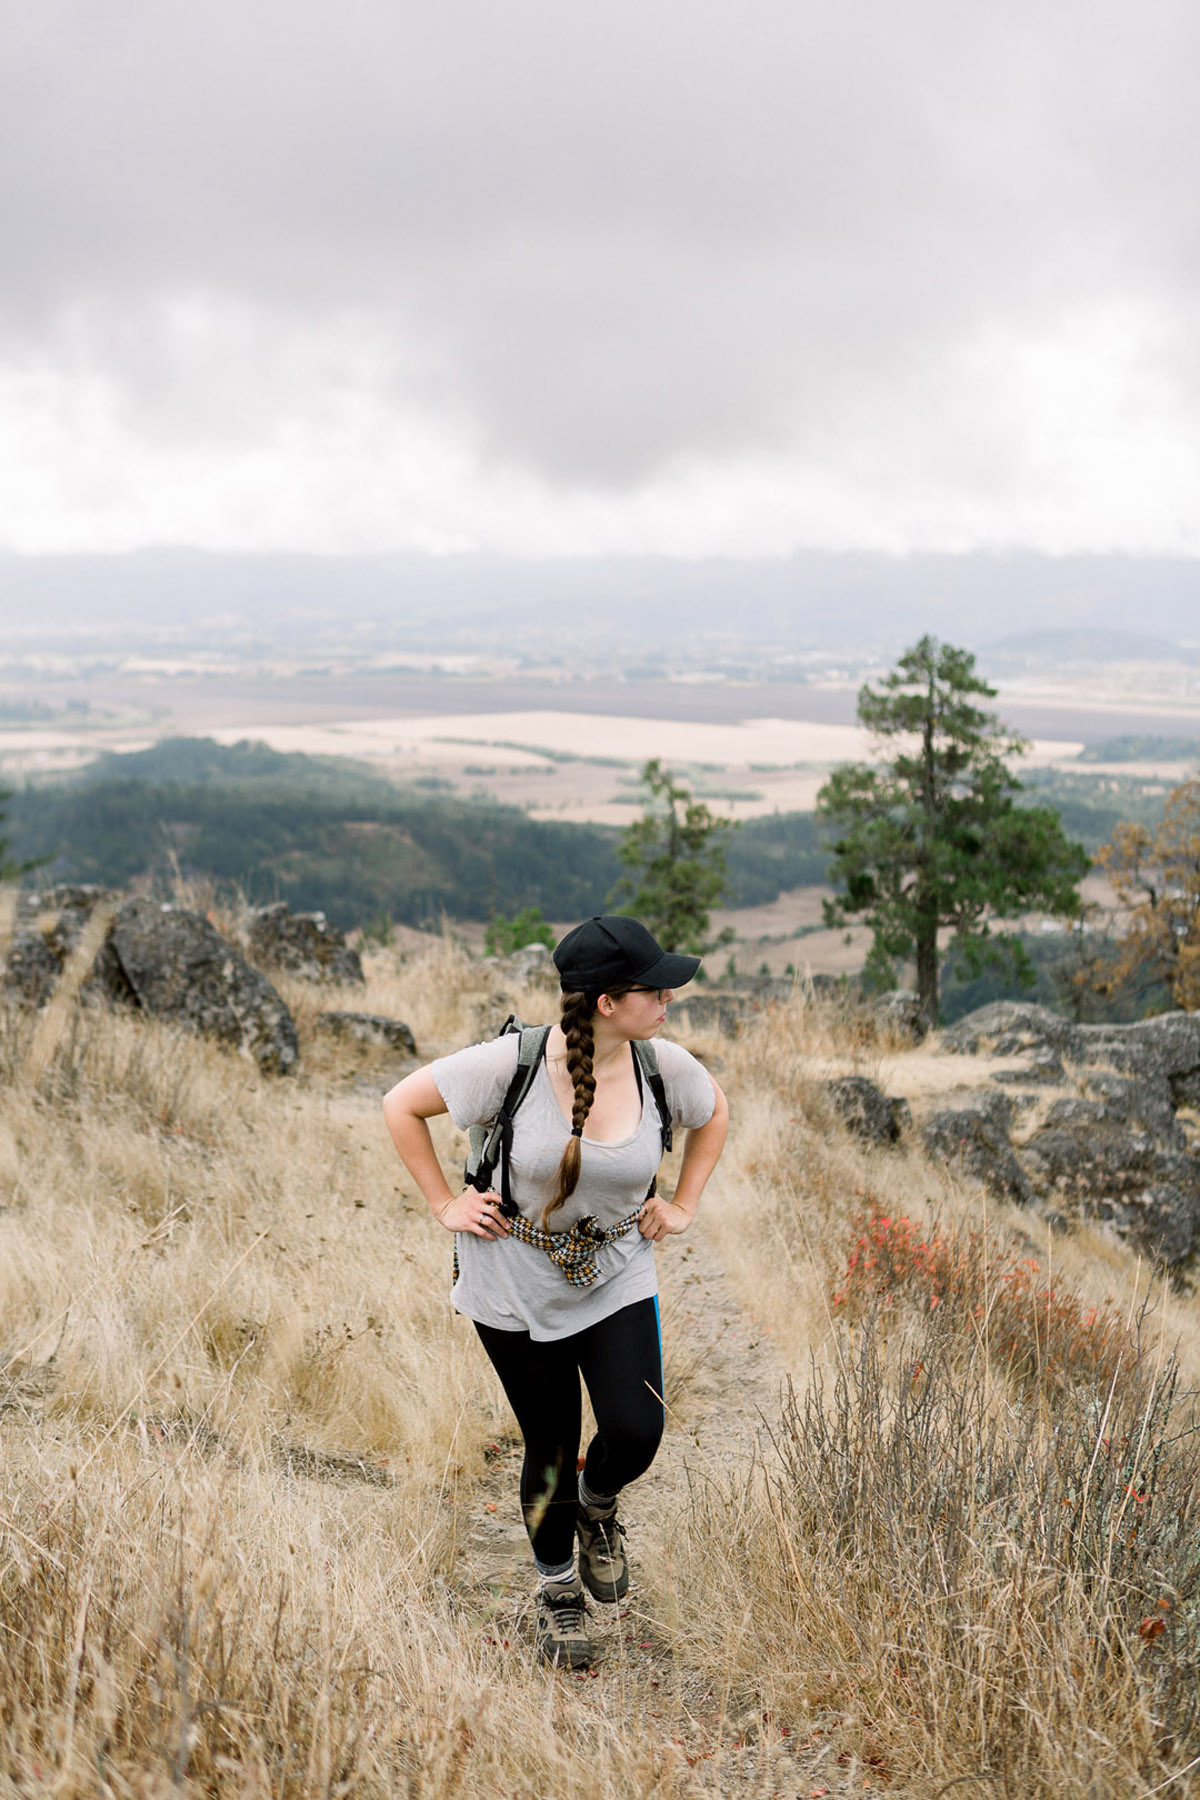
[383,915,728,1668]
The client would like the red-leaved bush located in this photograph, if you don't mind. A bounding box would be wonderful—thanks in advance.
[832,1206,1132,1394]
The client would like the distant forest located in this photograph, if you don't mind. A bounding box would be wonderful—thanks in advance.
[7,738,1173,935]
[6,738,829,928]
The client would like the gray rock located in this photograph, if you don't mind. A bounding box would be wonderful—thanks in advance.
[990,1045,1066,1084]
[870,990,926,1042]
[671,991,755,1035]
[104,898,298,1074]
[921,1092,1034,1204]
[5,886,121,1007]
[1016,1067,1200,1262]
[316,1011,417,1055]
[1099,1184,1200,1268]
[483,942,558,987]
[2,931,61,1007]
[1171,1069,1200,1111]
[803,972,855,999]
[1075,1072,1184,1146]
[1020,1125,1157,1197]
[17,885,116,956]
[245,902,364,985]
[941,1001,1075,1059]
[742,972,804,1005]
[826,1075,909,1145]
[1071,1014,1200,1081]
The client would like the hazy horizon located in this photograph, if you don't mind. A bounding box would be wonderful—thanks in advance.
[2,547,1199,660]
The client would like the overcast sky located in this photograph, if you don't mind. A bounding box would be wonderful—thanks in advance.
[2,0,1198,560]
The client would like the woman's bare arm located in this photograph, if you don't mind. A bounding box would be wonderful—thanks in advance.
[638,1078,729,1242]
[382,1068,509,1238]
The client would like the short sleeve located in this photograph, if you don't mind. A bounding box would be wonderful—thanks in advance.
[431,1034,521,1131]
[654,1038,716,1131]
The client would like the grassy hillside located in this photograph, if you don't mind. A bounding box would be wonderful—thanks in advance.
[6,738,829,925]
[1,937,1197,1794]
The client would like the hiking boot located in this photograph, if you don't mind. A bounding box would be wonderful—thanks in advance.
[576,1500,629,1602]
[534,1578,594,1668]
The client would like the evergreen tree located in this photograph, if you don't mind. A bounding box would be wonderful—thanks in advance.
[1,784,31,882]
[817,636,1088,1027]
[610,760,733,954]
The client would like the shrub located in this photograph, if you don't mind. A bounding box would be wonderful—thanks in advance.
[764,1303,1200,1791]
[483,905,555,956]
[832,1207,1131,1395]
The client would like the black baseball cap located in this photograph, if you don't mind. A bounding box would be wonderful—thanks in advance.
[553,915,701,997]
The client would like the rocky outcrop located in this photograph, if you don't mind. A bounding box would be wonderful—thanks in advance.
[316,1011,417,1055]
[870,990,927,1042]
[933,1001,1200,1266]
[942,1000,1200,1085]
[921,1092,1035,1206]
[482,942,558,987]
[245,902,364,985]
[4,887,119,1007]
[941,1001,1075,1059]
[826,1075,911,1146]
[1017,1072,1200,1265]
[672,991,757,1035]
[103,899,298,1074]
[3,932,62,1007]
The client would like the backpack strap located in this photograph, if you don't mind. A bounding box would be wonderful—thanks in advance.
[631,1039,673,1200]
[464,1024,551,1219]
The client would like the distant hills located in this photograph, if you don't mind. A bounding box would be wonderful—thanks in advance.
[2,549,1199,655]
[7,738,829,928]
[985,627,1196,666]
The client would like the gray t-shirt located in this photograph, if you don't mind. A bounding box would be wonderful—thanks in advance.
[431,1034,716,1340]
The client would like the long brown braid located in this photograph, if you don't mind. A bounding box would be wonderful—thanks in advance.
[542,988,598,1227]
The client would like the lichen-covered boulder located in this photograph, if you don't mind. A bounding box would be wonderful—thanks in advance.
[483,943,558,988]
[921,1092,1034,1204]
[245,902,364,985]
[4,886,121,1007]
[2,931,61,1007]
[671,992,756,1036]
[941,1002,1075,1059]
[1071,1014,1200,1081]
[826,1075,910,1145]
[1105,1184,1200,1267]
[1016,1069,1200,1263]
[316,1011,417,1055]
[871,990,926,1042]
[103,898,298,1074]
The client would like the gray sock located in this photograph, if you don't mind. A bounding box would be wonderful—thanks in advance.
[577,1475,616,1513]
[534,1556,576,1585]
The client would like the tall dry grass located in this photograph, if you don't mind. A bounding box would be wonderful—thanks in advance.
[658,995,1200,1798]
[4,932,1200,1795]
[0,950,708,1797]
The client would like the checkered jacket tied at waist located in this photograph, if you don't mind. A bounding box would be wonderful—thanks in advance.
[503,1209,642,1287]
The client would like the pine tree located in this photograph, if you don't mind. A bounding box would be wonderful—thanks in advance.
[817,636,1088,1027]
[610,760,733,954]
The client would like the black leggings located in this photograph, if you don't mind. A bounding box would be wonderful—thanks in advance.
[474,1297,664,1568]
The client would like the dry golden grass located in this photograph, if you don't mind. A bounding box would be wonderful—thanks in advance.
[3,939,1200,1796]
[667,999,1200,1798]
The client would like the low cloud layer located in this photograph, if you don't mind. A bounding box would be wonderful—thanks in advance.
[1,0,1198,554]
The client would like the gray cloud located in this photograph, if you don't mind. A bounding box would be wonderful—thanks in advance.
[0,0,1197,523]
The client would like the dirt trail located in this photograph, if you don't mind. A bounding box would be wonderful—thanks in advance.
[453,1222,843,1795]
